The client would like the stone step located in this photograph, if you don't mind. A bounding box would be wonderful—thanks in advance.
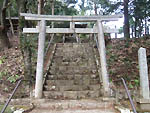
[56,43,73,47]
[52,57,95,64]
[51,61,96,67]
[43,90,101,99]
[49,66,98,75]
[55,47,94,54]
[29,109,116,113]
[32,99,114,109]
[45,80,74,86]
[45,78,100,86]
[55,44,94,55]
[46,74,99,80]
[49,66,97,73]
[46,74,74,80]
[49,70,98,75]
[44,85,101,91]
[52,55,94,61]
[56,43,90,48]
[54,52,94,59]
[29,99,116,113]
[56,45,93,50]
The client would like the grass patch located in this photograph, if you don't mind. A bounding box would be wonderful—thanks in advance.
[0,105,13,113]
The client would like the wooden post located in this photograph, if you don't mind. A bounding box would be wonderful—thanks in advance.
[97,20,110,96]
[35,20,46,98]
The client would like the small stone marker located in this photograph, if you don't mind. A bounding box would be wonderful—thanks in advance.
[138,47,150,99]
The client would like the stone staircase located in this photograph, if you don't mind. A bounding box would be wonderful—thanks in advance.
[29,43,118,113]
[43,43,101,99]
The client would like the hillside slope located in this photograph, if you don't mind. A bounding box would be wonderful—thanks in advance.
[107,38,150,88]
[1,37,150,100]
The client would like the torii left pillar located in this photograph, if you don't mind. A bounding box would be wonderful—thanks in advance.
[35,20,46,98]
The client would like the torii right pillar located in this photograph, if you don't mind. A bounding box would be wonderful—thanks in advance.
[97,20,110,96]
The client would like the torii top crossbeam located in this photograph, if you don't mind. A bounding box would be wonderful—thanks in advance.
[20,13,122,22]
[20,13,123,34]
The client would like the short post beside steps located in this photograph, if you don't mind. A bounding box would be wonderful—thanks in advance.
[137,47,150,112]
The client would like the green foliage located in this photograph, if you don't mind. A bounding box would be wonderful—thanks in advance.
[107,44,113,49]
[119,27,123,34]
[7,75,19,83]
[134,79,140,86]
[0,105,12,113]
[4,87,9,92]
[0,60,3,64]
[0,71,7,79]
[63,0,78,5]
[87,0,150,37]
[0,56,6,65]
[129,83,134,89]
[109,70,115,75]
[45,0,78,15]
[7,0,18,17]
[124,41,129,48]
[129,79,140,89]
[26,0,38,14]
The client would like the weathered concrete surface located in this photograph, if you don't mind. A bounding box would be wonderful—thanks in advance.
[35,20,46,99]
[97,20,110,96]
[137,98,150,112]
[138,47,149,99]
[20,13,122,21]
[29,99,117,113]
[43,43,101,99]
[137,48,150,112]
[29,109,116,113]
[115,106,133,113]
[2,99,116,113]
[23,28,119,34]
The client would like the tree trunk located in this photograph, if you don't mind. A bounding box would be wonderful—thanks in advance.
[18,0,32,85]
[147,26,149,35]
[139,19,143,37]
[123,0,130,39]
[51,0,55,28]
[131,25,134,38]
[134,18,137,38]
[145,17,147,35]
[23,44,32,80]
[38,0,44,14]
[0,0,11,50]
[0,28,10,50]
[8,7,14,36]
[94,2,98,15]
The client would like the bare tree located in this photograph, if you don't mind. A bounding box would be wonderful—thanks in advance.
[123,0,130,39]
[38,0,44,14]
[8,7,14,36]
[0,0,11,50]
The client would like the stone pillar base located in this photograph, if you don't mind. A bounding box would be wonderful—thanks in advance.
[136,98,150,112]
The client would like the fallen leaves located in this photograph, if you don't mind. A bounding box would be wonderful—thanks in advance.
[106,38,150,88]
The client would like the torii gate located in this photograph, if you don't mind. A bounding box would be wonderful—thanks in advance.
[20,13,122,99]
